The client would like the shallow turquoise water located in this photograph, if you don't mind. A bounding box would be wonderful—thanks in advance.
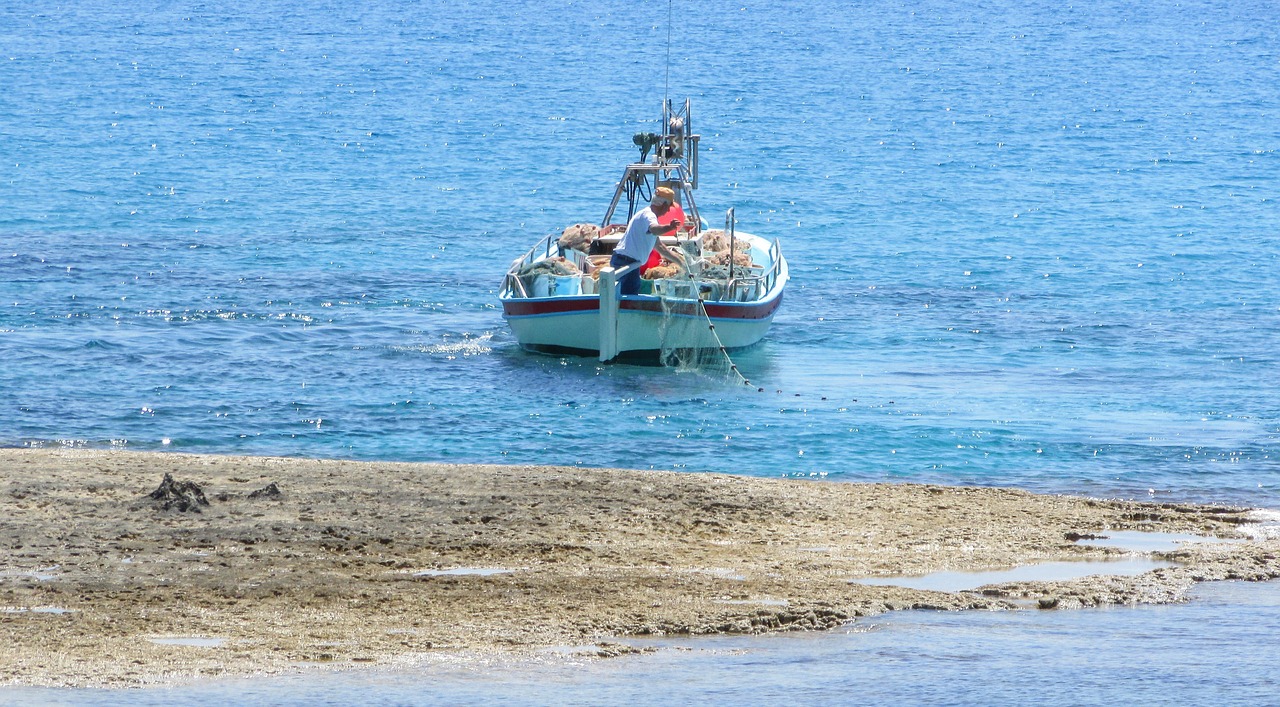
[2,1,1279,701]
[9,580,1280,705]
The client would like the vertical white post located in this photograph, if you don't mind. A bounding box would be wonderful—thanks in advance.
[726,207,736,285]
[598,267,620,362]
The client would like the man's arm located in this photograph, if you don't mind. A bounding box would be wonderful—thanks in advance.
[647,219,678,235]
[655,238,685,265]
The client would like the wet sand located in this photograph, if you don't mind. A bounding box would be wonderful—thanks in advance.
[2,448,1278,688]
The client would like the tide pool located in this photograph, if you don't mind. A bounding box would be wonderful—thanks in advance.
[7,580,1279,705]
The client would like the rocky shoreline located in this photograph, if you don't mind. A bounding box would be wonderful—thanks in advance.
[2,448,1278,688]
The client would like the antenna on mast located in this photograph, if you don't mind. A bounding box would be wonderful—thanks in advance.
[663,0,672,108]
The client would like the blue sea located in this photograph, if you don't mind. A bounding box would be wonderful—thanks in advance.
[2,0,1278,703]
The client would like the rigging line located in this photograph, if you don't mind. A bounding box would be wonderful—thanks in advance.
[663,0,672,109]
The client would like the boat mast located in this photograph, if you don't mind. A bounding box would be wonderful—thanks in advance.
[600,0,700,230]
[601,100,701,230]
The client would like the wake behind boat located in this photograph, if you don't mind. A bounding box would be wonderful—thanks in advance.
[499,100,788,363]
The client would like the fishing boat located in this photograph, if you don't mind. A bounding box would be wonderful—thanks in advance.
[499,99,787,363]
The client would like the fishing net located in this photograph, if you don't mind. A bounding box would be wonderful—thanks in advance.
[655,273,738,378]
[649,238,758,385]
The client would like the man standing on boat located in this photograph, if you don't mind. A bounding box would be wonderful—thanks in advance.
[610,186,685,295]
[640,189,685,277]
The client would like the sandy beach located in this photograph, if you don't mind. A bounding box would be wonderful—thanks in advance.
[1,448,1277,688]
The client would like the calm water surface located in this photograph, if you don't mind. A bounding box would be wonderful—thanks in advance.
[2,0,1278,506]
[9,580,1279,706]
[2,0,1279,702]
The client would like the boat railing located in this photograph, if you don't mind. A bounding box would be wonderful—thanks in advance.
[502,220,783,304]
[507,232,558,270]
[724,239,783,302]
[502,232,559,298]
[713,207,782,302]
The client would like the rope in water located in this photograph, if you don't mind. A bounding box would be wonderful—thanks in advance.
[690,296,761,391]
[659,283,827,399]
[683,287,836,400]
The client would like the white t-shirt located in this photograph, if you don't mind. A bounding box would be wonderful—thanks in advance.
[614,207,661,261]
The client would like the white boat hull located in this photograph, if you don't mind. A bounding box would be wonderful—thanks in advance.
[502,290,783,358]
[502,231,787,360]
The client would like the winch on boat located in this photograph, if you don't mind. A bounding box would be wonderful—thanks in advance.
[499,99,788,363]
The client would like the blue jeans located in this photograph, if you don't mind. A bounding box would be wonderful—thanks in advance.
[610,253,642,295]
